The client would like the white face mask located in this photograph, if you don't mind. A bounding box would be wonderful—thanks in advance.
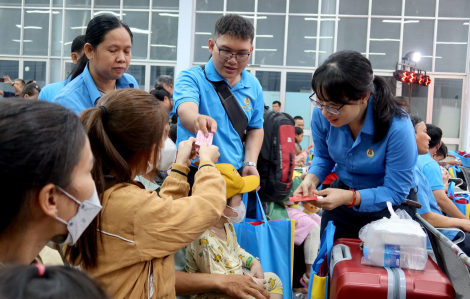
[224,201,246,223]
[157,138,177,171]
[54,185,102,245]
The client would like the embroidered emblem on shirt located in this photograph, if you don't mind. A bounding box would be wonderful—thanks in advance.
[244,97,250,105]
[367,149,374,158]
[242,97,251,112]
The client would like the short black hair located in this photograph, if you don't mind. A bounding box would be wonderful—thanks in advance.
[71,35,86,53]
[426,124,442,149]
[15,79,25,86]
[294,116,303,120]
[214,14,254,43]
[150,84,171,101]
[295,127,303,135]
[436,142,448,158]
[272,101,281,106]
[410,115,423,130]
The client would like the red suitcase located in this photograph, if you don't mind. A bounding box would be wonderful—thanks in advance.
[329,238,455,299]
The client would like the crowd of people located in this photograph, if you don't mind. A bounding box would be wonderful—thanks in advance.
[0,12,469,299]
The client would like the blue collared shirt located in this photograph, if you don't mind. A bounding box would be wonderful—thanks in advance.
[417,153,445,191]
[308,96,418,212]
[52,64,138,114]
[173,58,264,169]
[38,76,72,102]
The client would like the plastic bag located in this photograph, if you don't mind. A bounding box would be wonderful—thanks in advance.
[359,202,428,270]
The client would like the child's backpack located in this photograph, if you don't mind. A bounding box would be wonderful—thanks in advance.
[257,108,296,202]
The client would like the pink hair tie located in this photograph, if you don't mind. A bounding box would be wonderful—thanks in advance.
[35,264,45,277]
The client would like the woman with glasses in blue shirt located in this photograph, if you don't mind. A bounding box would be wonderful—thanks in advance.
[294,50,418,240]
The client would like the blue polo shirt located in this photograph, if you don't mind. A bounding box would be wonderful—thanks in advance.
[417,153,445,191]
[308,96,418,212]
[38,76,72,102]
[173,58,264,169]
[52,64,138,114]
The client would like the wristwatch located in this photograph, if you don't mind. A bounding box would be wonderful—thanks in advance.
[242,161,257,168]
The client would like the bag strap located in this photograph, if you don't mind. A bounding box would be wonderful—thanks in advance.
[448,181,456,199]
[255,192,269,223]
[311,221,335,274]
[201,65,248,142]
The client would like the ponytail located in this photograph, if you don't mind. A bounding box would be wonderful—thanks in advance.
[371,76,407,143]
[70,54,89,81]
[150,84,171,101]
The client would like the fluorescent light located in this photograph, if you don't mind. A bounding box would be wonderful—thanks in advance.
[241,15,267,19]
[70,26,87,30]
[304,36,333,39]
[26,10,50,13]
[195,32,211,35]
[304,50,326,53]
[63,41,72,46]
[256,35,273,38]
[304,18,318,21]
[366,52,386,56]
[320,18,336,21]
[255,49,277,51]
[12,40,33,42]
[130,27,150,34]
[16,25,43,29]
[151,44,176,48]
[369,38,400,42]
[436,42,467,45]
[421,55,442,59]
[94,11,124,17]
[159,13,179,17]
[201,46,209,49]
[382,20,419,24]
[464,22,469,25]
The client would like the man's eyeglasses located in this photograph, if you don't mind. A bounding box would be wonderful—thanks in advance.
[309,93,348,115]
[214,41,251,62]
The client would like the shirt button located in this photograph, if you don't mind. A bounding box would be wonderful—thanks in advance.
[349,153,352,156]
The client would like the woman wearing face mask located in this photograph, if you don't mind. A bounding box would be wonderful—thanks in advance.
[294,50,418,241]
[52,14,138,115]
[0,99,99,267]
[65,89,226,299]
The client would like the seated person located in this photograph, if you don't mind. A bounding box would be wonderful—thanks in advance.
[186,164,283,299]
[295,143,307,167]
[411,116,470,255]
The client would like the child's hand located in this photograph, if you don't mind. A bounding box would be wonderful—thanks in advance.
[199,142,220,163]
[253,278,266,286]
[249,259,264,279]
[175,137,198,167]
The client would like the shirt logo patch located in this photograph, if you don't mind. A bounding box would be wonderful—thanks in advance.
[367,149,374,158]
[244,97,250,105]
[242,97,251,112]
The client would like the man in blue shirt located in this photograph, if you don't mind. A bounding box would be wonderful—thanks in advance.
[39,35,86,102]
[174,14,264,180]
[0,76,24,98]
[411,116,470,255]
[417,124,467,219]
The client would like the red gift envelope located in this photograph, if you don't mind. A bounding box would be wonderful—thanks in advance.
[289,196,319,202]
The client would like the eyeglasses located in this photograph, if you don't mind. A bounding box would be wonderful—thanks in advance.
[309,93,348,115]
[214,41,251,62]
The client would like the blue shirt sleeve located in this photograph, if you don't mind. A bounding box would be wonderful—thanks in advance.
[307,107,336,183]
[247,86,264,130]
[174,68,201,114]
[356,117,417,212]
[422,163,445,191]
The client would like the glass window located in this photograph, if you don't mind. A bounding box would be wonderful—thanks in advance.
[23,10,49,56]
[255,71,280,108]
[24,61,47,88]
[285,72,313,126]
[432,79,463,139]
[435,21,469,73]
[64,10,91,57]
[126,65,146,90]
[94,0,120,8]
[0,60,19,95]
[318,19,335,64]
[438,0,470,18]
[286,16,317,67]
[153,0,179,9]
[25,0,50,6]
[0,9,21,55]
[402,19,434,71]
[405,0,436,17]
[50,11,63,57]
[258,0,286,13]
[382,76,397,96]
[53,0,63,6]
[339,0,369,15]
[50,59,62,84]
[447,144,459,152]
[402,83,428,120]
[369,18,401,70]
[123,11,149,60]
[0,0,21,5]
[66,0,91,8]
[337,18,367,53]
[150,12,179,61]
[196,0,224,11]
[322,0,336,14]
[227,0,255,12]
[65,62,74,78]
[289,0,318,14]
[371,0,402,16]
[123,0,149,9]
[255,16,285,66]
[194,13,223,63]
[150,66,175,89]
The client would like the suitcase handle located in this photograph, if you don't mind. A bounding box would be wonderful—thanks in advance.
[329,244,352,276]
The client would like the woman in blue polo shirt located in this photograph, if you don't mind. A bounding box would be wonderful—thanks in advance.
[52,14,138,115]
[294,50,418,240]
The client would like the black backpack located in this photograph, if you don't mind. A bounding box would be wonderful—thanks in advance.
[257,108,296,202]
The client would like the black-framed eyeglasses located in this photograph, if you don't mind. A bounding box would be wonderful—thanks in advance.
[309,93,348,115]
[214,41,251,62]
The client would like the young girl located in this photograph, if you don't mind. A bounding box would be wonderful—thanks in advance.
[186,164,283,299]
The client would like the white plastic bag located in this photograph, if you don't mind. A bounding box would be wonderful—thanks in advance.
[359,202,428,270]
